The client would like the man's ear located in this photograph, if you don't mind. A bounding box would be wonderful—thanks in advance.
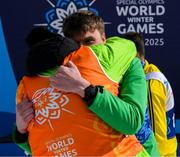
[101,32,106,43]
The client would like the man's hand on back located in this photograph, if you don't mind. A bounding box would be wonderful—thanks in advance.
[50,61,90,97]
[16,96,34,134]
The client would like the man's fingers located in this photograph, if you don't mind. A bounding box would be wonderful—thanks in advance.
[57,64,71,72]
[17,101,33,114]
[56,61,79,74]
[66,61,80,73]
[50,73,66,83]
[66,61,75,68]
[51,82,67,92]
[49,76,58,84]
[24,112,34,123]
[17,94,30,106]
[22,107,34,117]
[17,100,33,110]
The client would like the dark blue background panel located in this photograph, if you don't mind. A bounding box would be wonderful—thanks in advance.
[0,0,179,156]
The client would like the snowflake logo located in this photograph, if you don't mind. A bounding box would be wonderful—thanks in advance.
[34,0,98,35]
[32,87,74,130]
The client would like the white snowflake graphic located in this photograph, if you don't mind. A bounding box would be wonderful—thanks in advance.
[34,0,111,35]
[32,87,73,130]
[50,2,88,34]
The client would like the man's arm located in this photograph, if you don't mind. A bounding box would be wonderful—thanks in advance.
[13,80,33,154]
[87,58,147,134]
[51,58,147,134]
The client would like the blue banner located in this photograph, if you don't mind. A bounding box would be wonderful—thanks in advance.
[0,0,180,155]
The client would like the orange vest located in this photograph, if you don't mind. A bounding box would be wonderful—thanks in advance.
[16,46,143,156]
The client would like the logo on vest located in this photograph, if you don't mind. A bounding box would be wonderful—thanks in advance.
[34,0,98,35]
[32,87,73,130]
[46,134,77,156]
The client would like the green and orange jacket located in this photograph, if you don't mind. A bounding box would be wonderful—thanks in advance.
[88,58,160,157]
[14,37,146,156]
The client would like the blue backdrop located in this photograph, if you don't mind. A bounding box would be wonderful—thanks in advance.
[0,0,180,155]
